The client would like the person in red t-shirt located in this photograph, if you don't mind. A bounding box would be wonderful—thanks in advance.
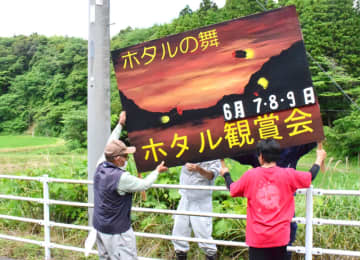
[219,138,326,260]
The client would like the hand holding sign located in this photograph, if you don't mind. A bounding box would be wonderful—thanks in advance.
[185,163,199,172]
[316,142,326,172]
[220,159,229,177]
[119,111,126,126]
[156,161,168,173]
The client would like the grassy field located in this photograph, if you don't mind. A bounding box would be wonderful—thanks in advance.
[0,136,359,259]
[0,135,61,149]
[0,136,89,259]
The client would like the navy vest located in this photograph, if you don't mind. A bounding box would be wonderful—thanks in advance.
[93,161,133,234]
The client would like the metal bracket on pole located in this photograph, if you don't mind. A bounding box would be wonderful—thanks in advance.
[313,218,323,226]
[313,188,324,196]
[313,247,323,255]
[293,217,306,224]
[293,246,306,254]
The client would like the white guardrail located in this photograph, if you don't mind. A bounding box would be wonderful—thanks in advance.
[0,174,360,259]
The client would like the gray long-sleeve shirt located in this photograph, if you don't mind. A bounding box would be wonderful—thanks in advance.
[96,123,159,196]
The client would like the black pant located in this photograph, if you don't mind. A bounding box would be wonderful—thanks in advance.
[249,246,287,260]
[287,221,297,260]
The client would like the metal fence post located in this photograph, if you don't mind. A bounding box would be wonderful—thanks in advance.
[42,175,51,259]
[305,185,313,260]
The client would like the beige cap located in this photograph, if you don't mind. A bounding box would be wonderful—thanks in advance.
[104,140,136,158]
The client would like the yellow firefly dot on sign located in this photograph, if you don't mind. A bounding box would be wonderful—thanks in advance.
[245,49,255,59]
[257,77,269,89]
[161,115,170,124]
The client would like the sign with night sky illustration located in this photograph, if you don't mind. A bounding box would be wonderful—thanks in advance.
[111,6,324,172]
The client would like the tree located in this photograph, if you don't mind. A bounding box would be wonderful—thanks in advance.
[200,0,218,12]
[286,0,360,76]
[310,56,360,125]
[325,108,360,157]
[179,5,193,16]
[61,106,87,149]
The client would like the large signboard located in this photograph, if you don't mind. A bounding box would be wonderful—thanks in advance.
[111,6,324,172]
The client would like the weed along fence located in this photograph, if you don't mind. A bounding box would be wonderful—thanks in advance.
[0,175,360,259]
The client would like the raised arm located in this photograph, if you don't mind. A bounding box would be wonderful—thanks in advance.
[96,111,126,167]
[219,159,233,190]
[309,143,326,181]
[117,161,168,194]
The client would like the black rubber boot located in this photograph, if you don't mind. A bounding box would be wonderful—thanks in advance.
[175,250,187,260]
[205,253,217,260]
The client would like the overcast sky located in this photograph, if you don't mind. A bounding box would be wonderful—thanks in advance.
[0,0,226,39]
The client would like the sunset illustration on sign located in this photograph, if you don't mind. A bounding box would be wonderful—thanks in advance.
[112,6,310,132]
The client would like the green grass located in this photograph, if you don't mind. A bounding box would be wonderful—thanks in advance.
[0,138,360,259]
[0,135,61,149]
[0,136,88,259]
[0,136,84,175]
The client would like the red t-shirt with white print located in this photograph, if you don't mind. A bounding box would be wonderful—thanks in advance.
[229,166,311,248]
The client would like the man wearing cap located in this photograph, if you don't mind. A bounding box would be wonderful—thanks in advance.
[172,160,221,260]
[93,111,168,260]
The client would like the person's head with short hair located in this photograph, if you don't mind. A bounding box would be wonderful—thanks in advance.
[256,138,281,164]
[104,140,136,167]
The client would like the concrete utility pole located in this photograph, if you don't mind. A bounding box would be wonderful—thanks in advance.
[87,0,111,224]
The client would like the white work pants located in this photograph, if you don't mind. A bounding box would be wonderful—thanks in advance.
[172,196,217,256]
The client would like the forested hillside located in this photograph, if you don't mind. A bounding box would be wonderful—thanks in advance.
[0,0,359,155]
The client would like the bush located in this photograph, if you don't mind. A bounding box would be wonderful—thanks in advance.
[34,105,64,137]
[0,117,28,133]
[0,158,88,224]
[61,107,87,149]
[325,109,360,157]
